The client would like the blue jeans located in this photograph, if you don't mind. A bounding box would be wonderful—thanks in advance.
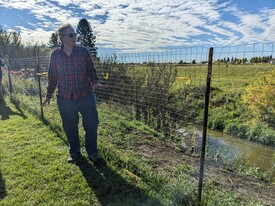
[57,91,99,157]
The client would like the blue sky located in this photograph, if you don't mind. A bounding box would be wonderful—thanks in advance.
[0,0,275,54]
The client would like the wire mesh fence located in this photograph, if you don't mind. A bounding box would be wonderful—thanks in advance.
[1,43,275,203]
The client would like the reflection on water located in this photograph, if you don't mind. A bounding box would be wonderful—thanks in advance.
[207,129,275,173]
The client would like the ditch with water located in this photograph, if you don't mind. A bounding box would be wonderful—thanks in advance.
[207,129,275,179]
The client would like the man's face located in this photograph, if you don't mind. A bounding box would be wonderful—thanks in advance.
[61,27,77,47]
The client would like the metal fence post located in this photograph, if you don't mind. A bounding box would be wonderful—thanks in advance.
[198,47,213,204]
[36,48,44,119]
[7,64,13,97]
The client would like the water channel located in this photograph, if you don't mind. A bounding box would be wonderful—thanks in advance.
[207,129,275,179]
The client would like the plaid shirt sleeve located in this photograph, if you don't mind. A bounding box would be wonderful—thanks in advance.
[46,52,58,99]
[86,49,99,84]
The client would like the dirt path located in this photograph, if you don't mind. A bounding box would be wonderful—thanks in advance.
[135,140,275,205]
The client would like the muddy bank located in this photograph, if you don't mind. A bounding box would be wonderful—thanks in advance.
[135,139,275,205]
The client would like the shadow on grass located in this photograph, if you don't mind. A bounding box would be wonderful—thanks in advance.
[0,100,27,120]
[41,118,68,146]
[8,96,68,146]
[5,95,161,204]
[0,171,6,199]
[76,158,163,206]
[10,98,27,119]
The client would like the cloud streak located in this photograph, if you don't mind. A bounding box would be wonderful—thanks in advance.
[0,0,274,52]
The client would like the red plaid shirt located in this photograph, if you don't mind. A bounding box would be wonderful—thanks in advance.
[46,45,98,100]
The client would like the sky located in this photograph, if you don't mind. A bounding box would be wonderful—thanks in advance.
[0,0,275,55]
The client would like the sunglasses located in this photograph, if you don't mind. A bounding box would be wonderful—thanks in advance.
[62,33,77,38]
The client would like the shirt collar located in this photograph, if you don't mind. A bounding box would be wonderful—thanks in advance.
[59,44,76,55]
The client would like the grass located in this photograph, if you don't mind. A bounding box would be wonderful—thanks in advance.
[0,99,164,205]
[123,63,275,90]
[0,97,271,205]
[1,65,273,205]
[0,100,96,205]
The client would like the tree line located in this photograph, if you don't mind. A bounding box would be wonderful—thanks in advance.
[214,56,273,64]
[0,26,50,58]
[177,56,274,65]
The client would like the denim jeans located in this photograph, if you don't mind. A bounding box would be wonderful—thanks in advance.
[57,91,99,157]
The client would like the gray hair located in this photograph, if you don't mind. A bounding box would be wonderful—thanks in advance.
[57,23,73,38]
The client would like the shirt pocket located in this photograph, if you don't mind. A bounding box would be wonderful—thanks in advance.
[75,57,86,72]
[55,60,66,78]
[55,60,65,71]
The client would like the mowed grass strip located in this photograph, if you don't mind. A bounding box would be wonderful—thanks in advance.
[0,101,100,205]
[0,101,161,206]
[1,97,269,206]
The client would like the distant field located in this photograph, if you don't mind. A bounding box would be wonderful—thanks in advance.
[121,63,275,91]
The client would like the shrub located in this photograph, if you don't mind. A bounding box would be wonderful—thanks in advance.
[242,70,275,126]
[224,122,247,139]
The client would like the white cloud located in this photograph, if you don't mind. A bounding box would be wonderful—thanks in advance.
[240,14,264,28]
[0,0,275,52]
[15,26,53,45]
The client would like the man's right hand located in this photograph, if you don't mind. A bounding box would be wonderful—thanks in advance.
[3,55,9,65]
[41,98,51,107]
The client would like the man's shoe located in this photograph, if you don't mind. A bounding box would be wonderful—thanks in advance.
[67,154,82,163]
[88,154,100,164]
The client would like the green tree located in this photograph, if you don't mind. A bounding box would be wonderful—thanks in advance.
[48,32,59,49]
[0,28,22,57]
[76,18,97,57]
[1,25,50,58]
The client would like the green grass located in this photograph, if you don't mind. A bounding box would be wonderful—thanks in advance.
[0,100,162,205]
[0,98,185,206]
[1,66,273,205]
[0,97,271,205]
[176,64,275,92]
[0,100,97,205]
[126,63,275,90]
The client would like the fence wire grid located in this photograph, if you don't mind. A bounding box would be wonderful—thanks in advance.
[1,43,275,203]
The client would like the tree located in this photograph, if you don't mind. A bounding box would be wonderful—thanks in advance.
[48,32,59,49]
[0,28,22,57]
[1,25,50,58]
[76,18,97,57]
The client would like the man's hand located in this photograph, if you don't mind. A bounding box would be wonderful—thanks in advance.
[3,55,9,66]
[41,98,51,107]
[92,83,104,91]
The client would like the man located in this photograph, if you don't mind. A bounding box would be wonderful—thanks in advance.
[42,24,102,163]
[0,55,9,101]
